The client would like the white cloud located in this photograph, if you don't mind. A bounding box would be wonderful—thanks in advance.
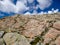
[19,0,27,5]
[3,0,11,2]
[37,0,52,10]
[24,12,31,15]
[39,11,44,15]
[3,0,15,2]
[24,10,38,15]
[53,9,59,13]
[32,10,37,15]
[27,0,34,3]
[0,1,16,13]
[48,11,53,14]
[15,1,29,14]
[0,0,29,14]
[38,11,48,15]
[0,0,59,15]
[52,8,54,11]
[44,12,47,14]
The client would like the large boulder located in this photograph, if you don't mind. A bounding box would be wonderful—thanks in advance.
[3,33,30,45]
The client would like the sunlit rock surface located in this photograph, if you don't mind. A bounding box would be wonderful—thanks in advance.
[0,13,60,45]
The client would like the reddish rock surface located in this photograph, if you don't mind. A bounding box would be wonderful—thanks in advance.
[22,19,46,38]
[43,28,60,45]
[55,36,60,45]
[53,21,60,30]
[0,14,60,45]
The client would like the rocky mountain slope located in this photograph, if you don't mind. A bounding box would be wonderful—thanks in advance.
[0,13,60,45]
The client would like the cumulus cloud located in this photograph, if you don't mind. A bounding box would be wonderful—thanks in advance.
[3,0,12,2]
[15,1,29,14]
[38,8,59,15]
[0,1,16,13]
[0,0,56,15]
[38,11,52,15]
[0,0,29,14]
[27,0,34,3]
[37,0,53,10]
[53,9,59,13]
[24,12,31,15]
[48,11,53,14]
[0,0,35,14]
[18,0,34,4]
[47,9,59,14]
[39,11,44,15]
[19,0,27,5]
[32,10,37,15]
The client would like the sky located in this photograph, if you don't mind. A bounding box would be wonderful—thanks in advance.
[0,0,60,18]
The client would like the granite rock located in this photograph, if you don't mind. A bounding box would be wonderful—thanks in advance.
[3,33,30,45]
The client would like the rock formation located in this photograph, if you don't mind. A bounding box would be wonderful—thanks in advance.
[0,14,60,45]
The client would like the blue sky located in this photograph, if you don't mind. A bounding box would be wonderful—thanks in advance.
[0,0,60,18]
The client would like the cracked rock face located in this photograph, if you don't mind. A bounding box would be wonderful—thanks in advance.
[22,19,46,38]
[0,14,60,45]
[43,28,60,45]
[3,33,30,45]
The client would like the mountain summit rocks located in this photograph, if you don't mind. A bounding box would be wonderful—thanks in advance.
[22,19,46,38]
[0,14,60,45]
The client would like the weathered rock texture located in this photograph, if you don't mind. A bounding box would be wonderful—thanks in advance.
[0,14,60,45]
[3,33,30,45]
